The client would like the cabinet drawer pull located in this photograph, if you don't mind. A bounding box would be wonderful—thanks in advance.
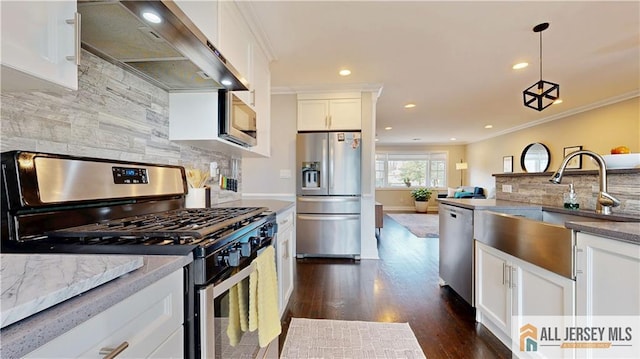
[99,341,129,359]
[502,262,506,285]
[65,12,81,65]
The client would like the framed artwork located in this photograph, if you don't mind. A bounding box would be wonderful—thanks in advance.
[503,156,513,173]
[563,145,583,169]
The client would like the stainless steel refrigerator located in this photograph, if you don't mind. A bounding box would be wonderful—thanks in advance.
[296,132,361,259]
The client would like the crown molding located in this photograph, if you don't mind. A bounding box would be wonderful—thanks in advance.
[470,90,640,144]
[272,83,384,97]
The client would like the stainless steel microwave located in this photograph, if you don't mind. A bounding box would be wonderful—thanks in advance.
[218,90,257,147]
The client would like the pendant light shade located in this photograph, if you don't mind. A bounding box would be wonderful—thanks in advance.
[523,22,559,111]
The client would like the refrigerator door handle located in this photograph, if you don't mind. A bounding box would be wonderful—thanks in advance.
[327,137,334,190]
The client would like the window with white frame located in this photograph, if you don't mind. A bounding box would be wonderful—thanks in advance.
[375,152,447,188]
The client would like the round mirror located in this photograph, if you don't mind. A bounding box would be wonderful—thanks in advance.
[521,143,551,172]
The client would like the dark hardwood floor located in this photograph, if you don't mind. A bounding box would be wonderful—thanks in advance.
[280,213,512,358]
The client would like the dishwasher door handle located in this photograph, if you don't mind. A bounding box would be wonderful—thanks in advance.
[449,212,457,219]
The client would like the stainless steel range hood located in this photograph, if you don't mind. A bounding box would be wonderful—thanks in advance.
[78,0,248,91]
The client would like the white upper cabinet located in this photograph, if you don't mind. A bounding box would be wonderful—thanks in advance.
[250,44,271,157]
[297,95,362,131]
[218,0,252,98]
[167,0,271,158]
[172,0,219,45]
[1,0,79,91]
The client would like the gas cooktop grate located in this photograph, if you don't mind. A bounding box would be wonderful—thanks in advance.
[46,207,268,241]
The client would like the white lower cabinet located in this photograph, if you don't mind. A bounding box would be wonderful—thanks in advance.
[576,232,640,316]
[25,269,184,358]
[276,207,295,317]
[475,242,575,352]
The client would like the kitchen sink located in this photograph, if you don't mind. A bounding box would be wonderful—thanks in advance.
[477,211,574,279]
[476,210,639,280]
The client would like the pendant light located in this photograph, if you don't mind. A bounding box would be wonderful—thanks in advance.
[523,22,559,111]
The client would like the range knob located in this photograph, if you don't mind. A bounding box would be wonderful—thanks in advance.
[239,241,252,257]
[227,248,241,267]
[218,248,241,267]
[250,236,261,247]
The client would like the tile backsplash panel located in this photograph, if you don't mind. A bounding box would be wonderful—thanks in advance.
[0,51,239,203]
[495,171,640,216]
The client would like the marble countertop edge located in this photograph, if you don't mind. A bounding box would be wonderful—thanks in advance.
[0,254,193,359]
[1,256,144,328]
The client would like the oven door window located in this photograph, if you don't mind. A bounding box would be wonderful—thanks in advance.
[214,274,261,358]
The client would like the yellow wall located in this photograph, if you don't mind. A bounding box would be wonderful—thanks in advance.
[375,188,439,212]
[374,144,465,210]
[467,96,640,195]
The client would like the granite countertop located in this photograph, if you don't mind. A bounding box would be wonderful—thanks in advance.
[1,254,144,329]
[437,198,542,210]
[565,221,640,245]
[0,254,193,358]
[214,199,295,214]
[437,198,640,245]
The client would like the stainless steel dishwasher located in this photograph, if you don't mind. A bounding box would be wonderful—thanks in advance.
[439,203,474,305]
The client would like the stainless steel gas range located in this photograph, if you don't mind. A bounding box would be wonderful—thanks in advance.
[1,151,277,358]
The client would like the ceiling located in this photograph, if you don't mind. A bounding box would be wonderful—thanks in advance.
[243,1,639,146]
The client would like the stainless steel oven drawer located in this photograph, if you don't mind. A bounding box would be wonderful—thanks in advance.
[296,213,361,258]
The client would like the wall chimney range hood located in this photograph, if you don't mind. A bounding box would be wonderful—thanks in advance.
[77,0,248,92]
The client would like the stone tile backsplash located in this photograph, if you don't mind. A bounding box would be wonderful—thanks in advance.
[0,51,239,203]
[496,171,640,216]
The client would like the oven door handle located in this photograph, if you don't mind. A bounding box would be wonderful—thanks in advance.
[212,262,256,297]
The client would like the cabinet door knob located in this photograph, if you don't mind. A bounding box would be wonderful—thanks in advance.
[99,341,129,359]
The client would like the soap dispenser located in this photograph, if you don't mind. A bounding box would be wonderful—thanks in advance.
[563,183,579,210]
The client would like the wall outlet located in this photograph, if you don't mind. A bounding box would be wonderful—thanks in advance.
[502,184,512,193]
[279,169,292,179]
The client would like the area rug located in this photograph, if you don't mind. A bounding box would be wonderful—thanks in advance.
[281,318,425,359]
[386,213,439,238]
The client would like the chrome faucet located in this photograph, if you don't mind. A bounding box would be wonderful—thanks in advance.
[549,150,620,215]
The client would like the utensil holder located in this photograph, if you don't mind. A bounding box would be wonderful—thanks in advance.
[186,187,208,208]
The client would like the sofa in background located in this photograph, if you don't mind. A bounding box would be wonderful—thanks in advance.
[438,186,486,199]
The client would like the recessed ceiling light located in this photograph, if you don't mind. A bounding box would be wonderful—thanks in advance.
[384,127,392,130]
[512,62,528,70]
[450,137,457,141]
[484,124,493,129]
[404,103,416,109]
[375,138,379,142]
[142,11,162,24]
[339,69,351,76]
[220,79,232,86]
[553,99,563,104]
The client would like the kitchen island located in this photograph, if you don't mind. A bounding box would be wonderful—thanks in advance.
[0,254,193,358]
[438,197,640,356]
